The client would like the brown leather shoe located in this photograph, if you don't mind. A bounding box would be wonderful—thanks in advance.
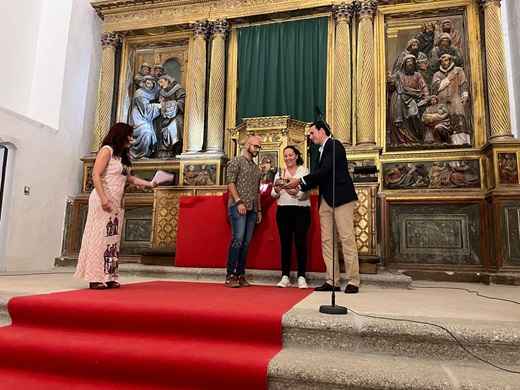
[225,275,240,288]
[238,275,251,287]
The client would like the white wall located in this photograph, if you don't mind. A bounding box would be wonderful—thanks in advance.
[0,0,44,119]
[0,0,101,271]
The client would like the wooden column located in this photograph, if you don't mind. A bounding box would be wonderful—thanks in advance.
[92,32,122,152]
[355,0,377,146]
[332,3,354,146]
[478,0,514,140]
[186,21,209,153]
[206,19,231,154]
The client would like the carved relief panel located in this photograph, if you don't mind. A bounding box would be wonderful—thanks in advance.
[379,1,485,151]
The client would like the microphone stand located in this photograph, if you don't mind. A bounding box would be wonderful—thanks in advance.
[316,112,348,315]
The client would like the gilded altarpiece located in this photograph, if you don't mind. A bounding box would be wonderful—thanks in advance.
[59,0,520,278]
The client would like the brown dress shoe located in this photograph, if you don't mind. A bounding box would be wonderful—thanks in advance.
[225,275,240,288]
[238,275,251,287]
[344,284,359,294]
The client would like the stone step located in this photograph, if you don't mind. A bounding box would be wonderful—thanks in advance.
[268,347,519,390]
[281,308,520,366]
[119,264,412,289]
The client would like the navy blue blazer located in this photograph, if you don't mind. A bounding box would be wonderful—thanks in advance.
[300,138,358,207]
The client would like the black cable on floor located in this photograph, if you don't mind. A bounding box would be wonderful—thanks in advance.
[383,266,520,305]
[346,307,520,374]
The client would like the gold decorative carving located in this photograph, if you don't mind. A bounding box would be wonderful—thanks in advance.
[151,189,191,248]
[228,116,309,167]
[354,185,378,254]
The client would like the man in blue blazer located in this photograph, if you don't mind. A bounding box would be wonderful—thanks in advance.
[285,121,360,293]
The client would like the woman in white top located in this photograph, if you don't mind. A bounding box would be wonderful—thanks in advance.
[271,146,311,289]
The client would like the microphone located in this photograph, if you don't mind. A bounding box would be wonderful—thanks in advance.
[315,106,323,118]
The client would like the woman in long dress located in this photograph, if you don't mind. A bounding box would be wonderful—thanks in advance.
[75,122,157,289]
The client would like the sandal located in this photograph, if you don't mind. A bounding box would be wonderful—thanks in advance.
[106,281,121,289]
[89,282,107,290]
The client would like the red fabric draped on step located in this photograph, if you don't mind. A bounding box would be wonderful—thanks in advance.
[0,281,312,389]
[175,194,325,271]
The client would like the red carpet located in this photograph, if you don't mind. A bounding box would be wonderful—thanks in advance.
[0,281,312,389]
[176,194,325,271]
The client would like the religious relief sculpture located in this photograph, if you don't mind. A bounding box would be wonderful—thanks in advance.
[129,76,161,159]
[134,63,152,89]
[259,154,277,195]
[498,153,519,184]
[421,95,451,145]
[387,55,429,145]
[434,19,463,52]
[386,14,472,149]
[183,164,215,186]
[415,21,436,57]
[431,54,470,145]
[383,160,480,190]
[128,54,187,159]
[156,75,186,158]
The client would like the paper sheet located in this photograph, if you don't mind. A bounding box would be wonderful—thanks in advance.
[152,170,174,185]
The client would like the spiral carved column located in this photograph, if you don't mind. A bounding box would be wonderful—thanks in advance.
[477,0,513,140]
[91,32,122,153]
[206,20,230,153]
[355,1,377,145]
[186,21,209,153]
[333,3,354,146]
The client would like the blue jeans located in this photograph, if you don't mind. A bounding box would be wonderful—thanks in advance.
[227,205,257,277]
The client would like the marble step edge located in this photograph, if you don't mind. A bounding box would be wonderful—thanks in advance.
[120,264,412,289]
[268,347,520,390]
[281,308,520,365]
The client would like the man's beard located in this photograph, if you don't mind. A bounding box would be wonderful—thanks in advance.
[438,46,449,55]
[409,48,419,57]
[404,65,415,75]
[442,27,451,33]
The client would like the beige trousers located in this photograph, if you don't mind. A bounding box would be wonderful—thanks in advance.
[318,199,360,287]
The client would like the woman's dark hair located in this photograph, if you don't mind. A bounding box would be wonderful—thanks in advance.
[310,120,330,136]
[284,145,304,166]
[101,122,133,167]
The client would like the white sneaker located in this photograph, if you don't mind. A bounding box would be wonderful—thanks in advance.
[298,276,308,289]
[277,275,290,288]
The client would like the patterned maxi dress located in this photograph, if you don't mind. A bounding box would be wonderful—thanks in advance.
[75,146,127,283]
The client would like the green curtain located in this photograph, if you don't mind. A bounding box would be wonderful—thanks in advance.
[236,17,328,124]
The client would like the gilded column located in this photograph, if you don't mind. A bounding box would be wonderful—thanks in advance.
[354,1,377,145]
[206,19,231,153]
[332,3,354,146]
[186,21,209,153]
[477,0,513,140]
[92,32,122,152]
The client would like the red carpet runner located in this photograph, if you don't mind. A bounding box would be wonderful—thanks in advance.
[0,281,312,389]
